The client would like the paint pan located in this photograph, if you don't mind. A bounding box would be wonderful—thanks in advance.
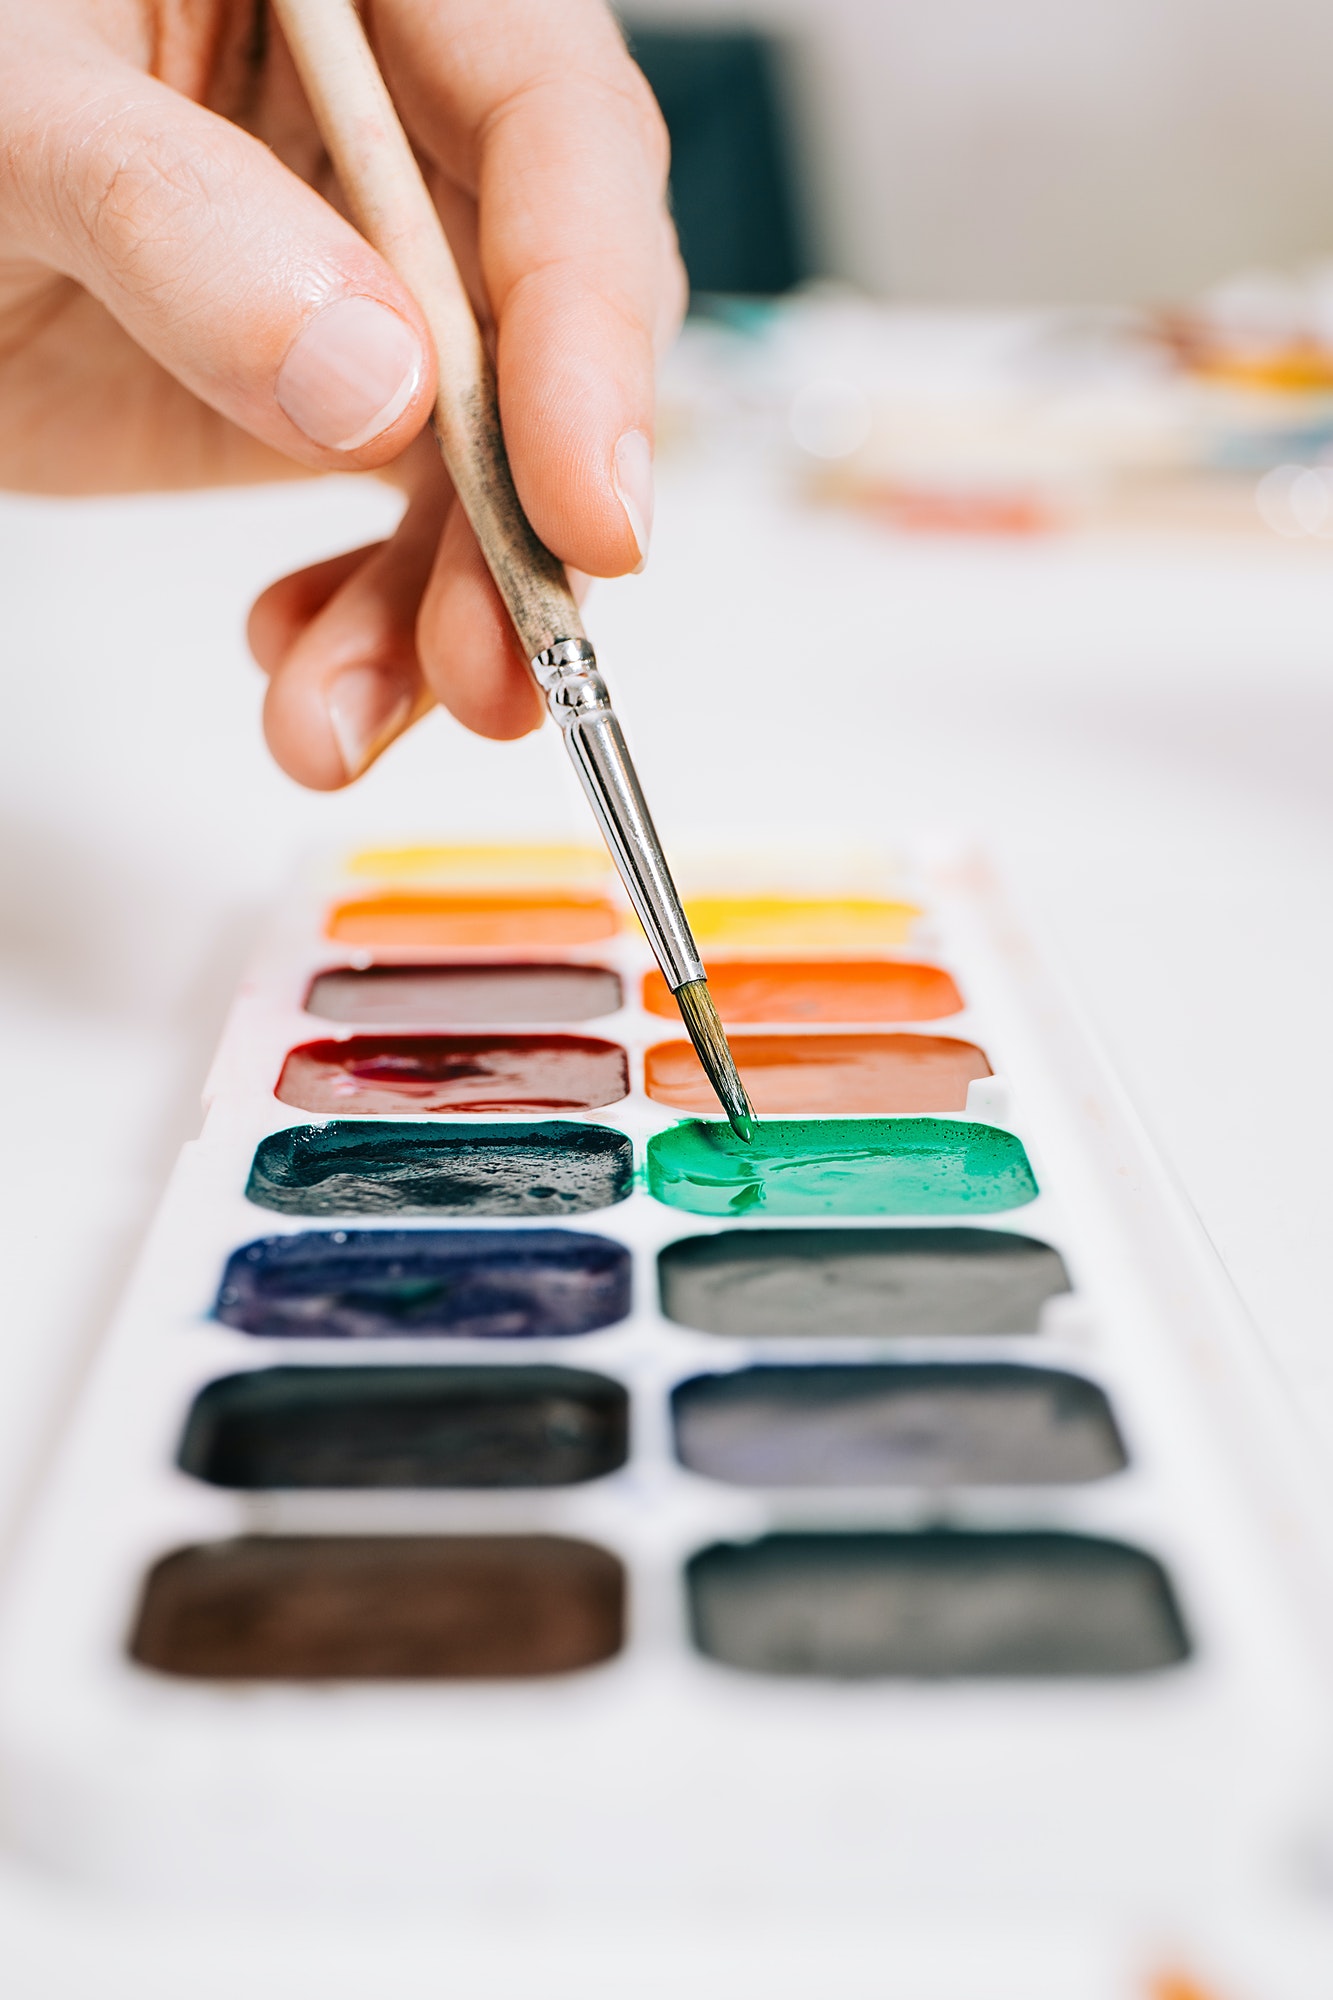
[687,1531,1189,1677]
[178,1366,629,1488]
[246,1120,634,1217]
[642,959,964,1024]
[276,1033,630,1115]
[306,963,623,1025]
[644,1031,990,1115]
[647,1117,1039,1217]
[216,1229,631,1340]
[345,843,611,886]
[325,890,620,950]
[671,1365,1126,1486]
[683,896,920,952]
[656,1227,1070,1338]
[129,1535,625,1679]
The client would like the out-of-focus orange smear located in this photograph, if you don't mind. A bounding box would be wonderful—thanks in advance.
[1192,343,1333,393]
[325,892,621,950]
[644,958,963,1023]
[1148,1971,1229,2000]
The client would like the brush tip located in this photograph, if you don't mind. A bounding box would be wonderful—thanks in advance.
[673,975,758,1145]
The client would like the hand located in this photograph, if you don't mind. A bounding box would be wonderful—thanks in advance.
[0,0,685,785]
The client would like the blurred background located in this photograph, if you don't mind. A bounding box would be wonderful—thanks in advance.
[625,0,1333,302]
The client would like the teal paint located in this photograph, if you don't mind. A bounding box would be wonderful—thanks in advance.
[645,1118,1038,1218]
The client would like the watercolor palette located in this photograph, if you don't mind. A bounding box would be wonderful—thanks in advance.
[1,841,1332,1937]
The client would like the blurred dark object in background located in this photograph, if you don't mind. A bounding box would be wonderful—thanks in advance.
[624,21,810,298]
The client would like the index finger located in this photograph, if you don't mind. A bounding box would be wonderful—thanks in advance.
[372,0,685,577]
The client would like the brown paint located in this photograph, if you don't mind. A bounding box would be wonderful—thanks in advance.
[644,1032,991,1116]
[643,959,964,1024]
[325,892,620,950]
[276,1034,629,1115]
[130,1535,625,1679]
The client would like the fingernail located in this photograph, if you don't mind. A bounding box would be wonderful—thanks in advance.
[276,297,424,452]
[327,666,414,779]
[613,429,654,572]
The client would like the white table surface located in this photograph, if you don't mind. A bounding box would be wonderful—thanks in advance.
[2,439,1333,1990]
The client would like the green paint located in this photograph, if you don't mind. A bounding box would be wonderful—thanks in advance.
[645,1118,1038,1218]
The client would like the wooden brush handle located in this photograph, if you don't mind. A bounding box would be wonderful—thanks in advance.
[271,0,584,660]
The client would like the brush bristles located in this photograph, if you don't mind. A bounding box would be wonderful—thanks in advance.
[674,978,757,1144]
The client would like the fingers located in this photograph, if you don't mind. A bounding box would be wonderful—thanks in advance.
[257,467,449,789]
[0,53,435,471]
[416,503,546,740]
[376,0,686,576]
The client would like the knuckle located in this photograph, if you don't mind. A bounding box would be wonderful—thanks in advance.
[68,106,212,299]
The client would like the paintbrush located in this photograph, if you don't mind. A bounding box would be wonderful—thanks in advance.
[270,0,756,1143]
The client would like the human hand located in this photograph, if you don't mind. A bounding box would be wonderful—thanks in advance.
[1,0,685,785]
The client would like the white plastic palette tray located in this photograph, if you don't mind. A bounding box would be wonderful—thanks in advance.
[1,842,1331,1920]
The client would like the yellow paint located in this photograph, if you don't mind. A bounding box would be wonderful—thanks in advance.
[684,895,921,952]
[345,843,612,885]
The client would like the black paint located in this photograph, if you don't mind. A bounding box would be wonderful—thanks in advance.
[178,1366,629,1488]
[245,1120,634,1217]
[215,1228,631,1340]
[658,1227,1070,1337]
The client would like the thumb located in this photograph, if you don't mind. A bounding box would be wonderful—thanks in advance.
[4,60,435,467]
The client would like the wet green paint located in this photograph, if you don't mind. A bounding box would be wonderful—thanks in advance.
[645,1118,1038,1218]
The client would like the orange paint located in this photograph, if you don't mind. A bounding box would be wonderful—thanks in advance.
[684,896,919,953]
[643,959,963,1024]
[325,892,620,951]
[644,1032,991,1116]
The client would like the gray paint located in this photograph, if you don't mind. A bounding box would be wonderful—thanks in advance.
[307,963,623,1025]
[672,1365,1125,1486]
[658,1227,1070,1337]
[688,1532,1189,1677]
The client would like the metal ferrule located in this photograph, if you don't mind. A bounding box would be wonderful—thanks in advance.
[532,639,704,991]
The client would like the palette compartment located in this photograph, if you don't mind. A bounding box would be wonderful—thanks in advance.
[1,843,1331,1927]
[216,1228,633,1340]
[306,960,626,1025]
[275,1031,632,1116]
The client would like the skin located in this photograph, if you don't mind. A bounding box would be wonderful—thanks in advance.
[0,0,686,786]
